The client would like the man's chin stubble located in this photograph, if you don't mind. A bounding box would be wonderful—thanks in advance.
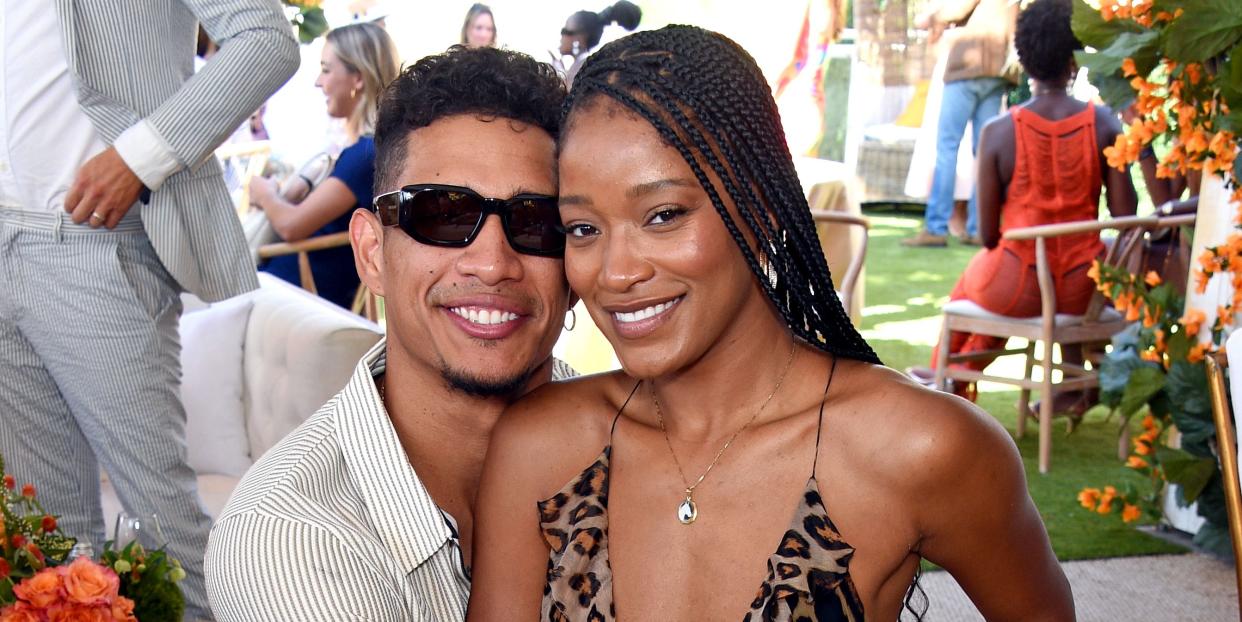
[438,363,538,399]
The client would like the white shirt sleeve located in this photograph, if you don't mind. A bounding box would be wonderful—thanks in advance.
[112,120,182,192]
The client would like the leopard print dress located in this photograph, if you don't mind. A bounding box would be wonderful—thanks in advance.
[537,371,865,621]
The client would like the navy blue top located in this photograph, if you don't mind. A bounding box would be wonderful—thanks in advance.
[261,136,374,309]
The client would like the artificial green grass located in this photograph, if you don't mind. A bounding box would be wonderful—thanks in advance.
[858,209,1185,561]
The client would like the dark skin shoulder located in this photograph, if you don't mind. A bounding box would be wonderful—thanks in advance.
[814,360,1073,621]
[976,97,1136,248]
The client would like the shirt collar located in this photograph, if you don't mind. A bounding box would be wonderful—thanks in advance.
[334,337,455,575]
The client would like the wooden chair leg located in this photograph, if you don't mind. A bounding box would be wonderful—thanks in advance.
[1039,349,1054,474]
[1017,340,1036,439]
[296,251,318,296]
[1118,419,1132,461]
[934,318,952,391]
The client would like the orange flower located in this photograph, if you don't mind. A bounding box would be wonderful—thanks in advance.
[1078,487,1101,509]
[1154,329,1167,353]
[46,604,110,622]
[1141,349,1162,363]
[1195,270,1210,294]
[1122,503,1142,523]
[12,568,64,609]
[1126,300,1142,322]
[1097,497,1115,514]
[40,516,56,533]
[1127,455,1149,469]
[110,596,137,622]
[1144,271,1162,287]
[20,484,34,499]
[1185,63,1202,85]
[1135,438,1153,455]
[1218,306,1235,326]
[1121,58,1137,78]
[60,557,119,606]
[0,602,43,622]
[1142,414,1156,431]
[1188,343,1207,364]
[2,474,13,490]
[1181,309,1206,336]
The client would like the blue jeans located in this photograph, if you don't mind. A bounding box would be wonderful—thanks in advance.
[925,77,1008,236]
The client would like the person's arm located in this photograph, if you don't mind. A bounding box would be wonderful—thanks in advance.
[205,513,407,621]
[1098,106,1138,218]
[67,0,298,228]
[911,396,1074,621]
[251,176,358,242]
[976,117,1007,249]
[467,407,563,622]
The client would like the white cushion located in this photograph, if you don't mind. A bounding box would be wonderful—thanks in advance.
[242,274,382,461]
[943,299,1122,327]
[181,295,254,478]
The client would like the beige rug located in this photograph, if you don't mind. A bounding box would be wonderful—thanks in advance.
[919,554,1238,621]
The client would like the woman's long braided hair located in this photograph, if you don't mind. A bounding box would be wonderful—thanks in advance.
[563,25,880,366]
[563,26,931,620]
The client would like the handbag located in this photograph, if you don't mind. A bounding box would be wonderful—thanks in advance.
[245,151,335,264]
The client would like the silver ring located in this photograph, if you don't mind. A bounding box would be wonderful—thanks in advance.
[90,212,105,222]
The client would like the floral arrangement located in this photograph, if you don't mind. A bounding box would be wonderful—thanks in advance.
[1,557,137,621]
[1071,0,1241,554]
[283,0,328,43]
[0,454,185,621]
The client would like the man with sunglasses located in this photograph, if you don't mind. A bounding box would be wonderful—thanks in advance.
[205,46,573,621]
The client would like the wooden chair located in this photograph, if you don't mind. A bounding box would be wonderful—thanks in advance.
[810,210,869,316]
[1207,330,1242,618]
[257,232,381,322]
[933,215,1159,474]
[214,140,272,217]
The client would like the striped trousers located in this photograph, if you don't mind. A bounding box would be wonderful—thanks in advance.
[0,208,211,619]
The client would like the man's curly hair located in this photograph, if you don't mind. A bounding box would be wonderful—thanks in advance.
[373,45,566,194]
[1015,0,1082,82]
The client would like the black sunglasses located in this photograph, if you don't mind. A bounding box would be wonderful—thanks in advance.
[373,184,564,257]
[560,27,577,36]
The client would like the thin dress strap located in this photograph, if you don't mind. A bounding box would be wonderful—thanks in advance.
[812,355,840,477]
[611,380,642,440]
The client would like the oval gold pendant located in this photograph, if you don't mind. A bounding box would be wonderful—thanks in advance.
[677,497,698,524]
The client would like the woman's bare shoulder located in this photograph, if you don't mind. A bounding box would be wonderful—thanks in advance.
[489,370,640,498]
[829,362,1023,490]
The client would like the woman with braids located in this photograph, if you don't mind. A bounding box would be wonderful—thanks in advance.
[910,0,1137,413]
[468,25,1071,622]
[554,1,641,87]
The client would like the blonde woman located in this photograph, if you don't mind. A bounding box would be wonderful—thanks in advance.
[461,3,497,48]
[250,22,400,308]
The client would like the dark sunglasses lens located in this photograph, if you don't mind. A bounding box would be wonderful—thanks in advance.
[506,197,564,254]
[408,189,483,245]
[561,28,575,36]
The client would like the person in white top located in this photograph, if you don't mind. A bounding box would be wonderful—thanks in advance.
[205,45,575,620]
[0,1,297,618]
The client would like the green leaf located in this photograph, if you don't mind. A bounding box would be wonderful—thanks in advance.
[295,7,328,44]
[1163,0,1242,62]
[1157,445,1217,502]
[1192,520,1234,557]
[1120,364,1166,416]
[1166,359,1216,451]
[1072,0,1142,50]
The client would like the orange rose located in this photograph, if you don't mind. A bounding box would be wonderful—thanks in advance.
[60,557,119,606]
[110,596,137,622]
[13,567,64,609]
[0,602,42,622]
[1122,503,1142,523]
[46,604,109,622]
[1078,488,1101,510]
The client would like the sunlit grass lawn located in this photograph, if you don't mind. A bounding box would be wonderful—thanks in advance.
[859,208,1184,561]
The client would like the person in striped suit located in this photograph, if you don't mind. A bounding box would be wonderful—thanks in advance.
[0,1,298,618]
[205,46,574,620]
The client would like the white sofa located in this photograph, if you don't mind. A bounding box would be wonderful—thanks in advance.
[101,273,383,526]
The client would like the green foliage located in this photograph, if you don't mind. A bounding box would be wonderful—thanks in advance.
[293,7,328,44]
[1071,0,1141,49]
[101,541,186,622]
[1162,0,1242,62]
[1156,445,1216,503]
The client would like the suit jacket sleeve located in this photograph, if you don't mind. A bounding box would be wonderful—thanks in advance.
[142,0,298,177]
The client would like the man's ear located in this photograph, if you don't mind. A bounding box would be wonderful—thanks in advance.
[351,209,386,297]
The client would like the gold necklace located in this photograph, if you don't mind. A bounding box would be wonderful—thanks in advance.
[652,342,797,525]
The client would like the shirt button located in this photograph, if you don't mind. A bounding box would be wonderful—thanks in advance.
[0,161,9,173]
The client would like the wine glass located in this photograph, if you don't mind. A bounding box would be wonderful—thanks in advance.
[113,512,167,550]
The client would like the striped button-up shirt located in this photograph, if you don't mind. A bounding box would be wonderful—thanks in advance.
[205,338,574,621]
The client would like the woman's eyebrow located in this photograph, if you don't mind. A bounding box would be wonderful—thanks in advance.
[626,177,696,199]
